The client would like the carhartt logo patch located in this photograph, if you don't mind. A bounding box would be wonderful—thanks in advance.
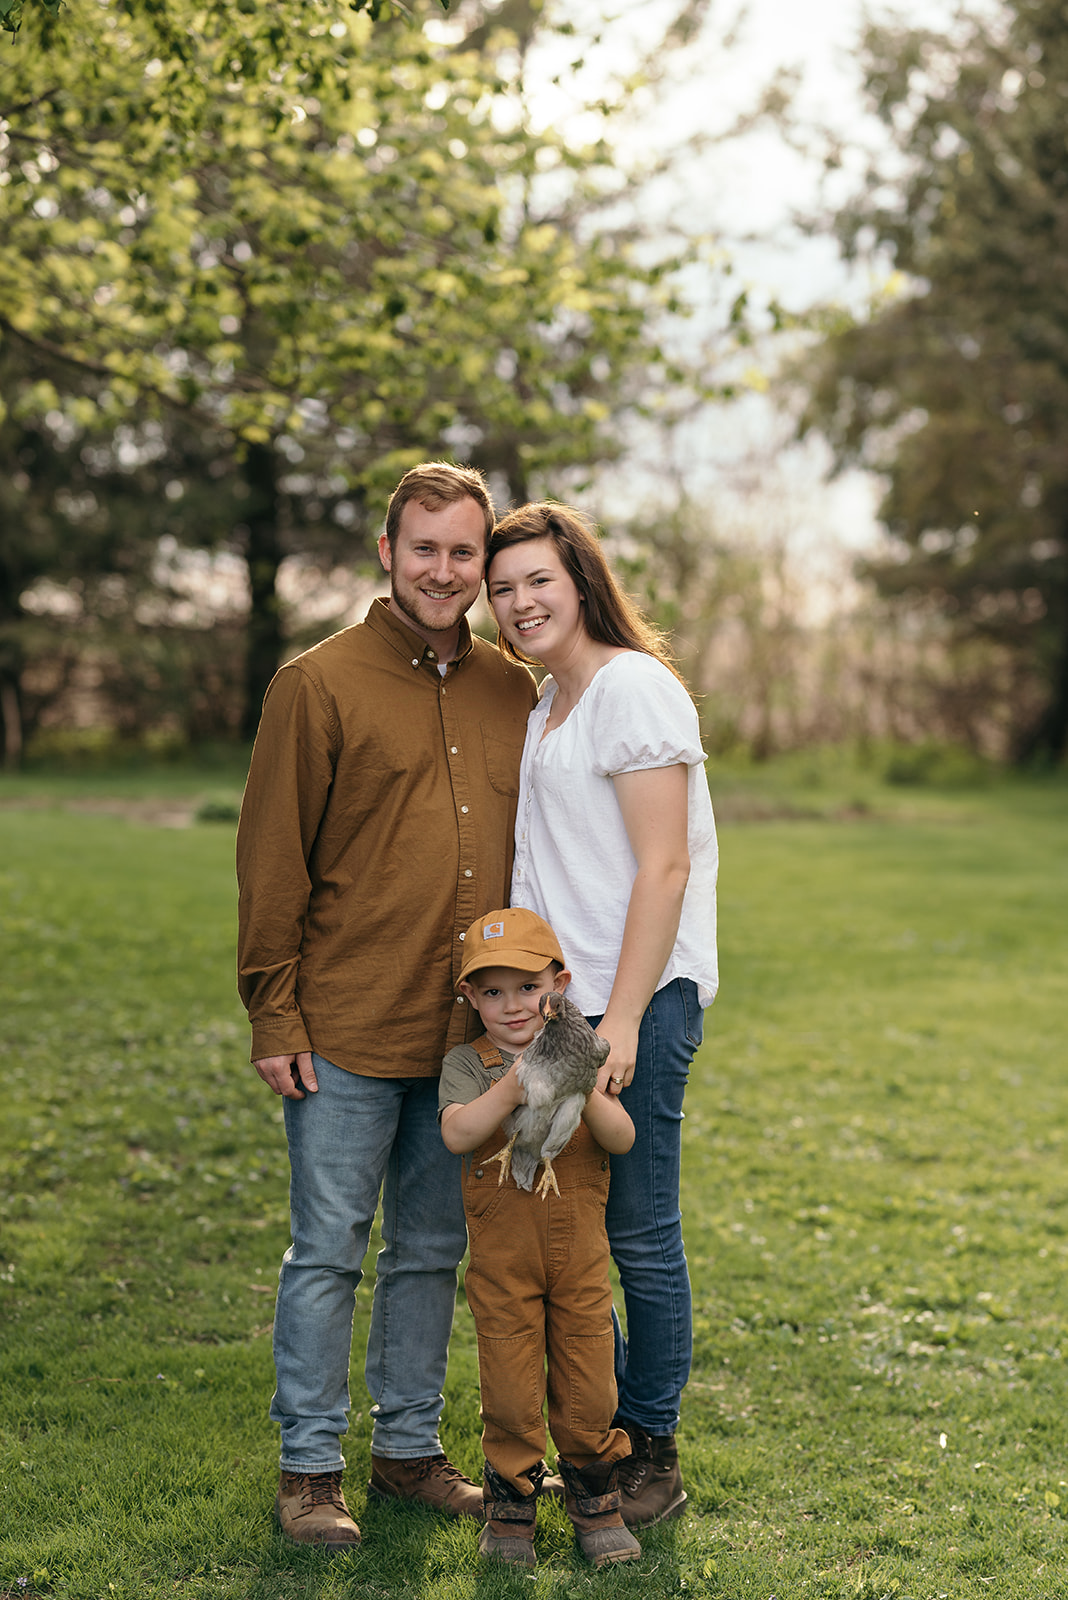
[483,921,505,940]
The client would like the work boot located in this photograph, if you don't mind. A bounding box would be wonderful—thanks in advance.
[615,1419,687,1526]
[557,1457,641,1567]
[275,1470,361,1551]
[478,1461,539,1568]
[369,1452,483,1518]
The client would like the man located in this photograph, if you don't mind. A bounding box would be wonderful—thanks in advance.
[237,461,537,1551]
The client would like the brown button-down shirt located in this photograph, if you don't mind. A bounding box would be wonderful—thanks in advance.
[236,598,537,1076]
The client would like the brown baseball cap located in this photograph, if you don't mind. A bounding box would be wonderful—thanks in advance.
[458,907,566,984]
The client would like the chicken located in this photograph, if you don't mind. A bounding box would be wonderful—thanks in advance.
[488,990,611,1200]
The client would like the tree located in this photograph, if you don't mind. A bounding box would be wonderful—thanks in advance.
[0,0,699,753]
[1,0,60,33]
[0,337,256,757]
[1,0,448,39]
[803,0,1068,764]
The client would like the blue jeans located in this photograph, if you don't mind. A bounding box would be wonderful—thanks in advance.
[270,1056,467,1472]
[590,978,704,1437]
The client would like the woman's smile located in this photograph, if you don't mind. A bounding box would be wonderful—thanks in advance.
[487,537,585,662]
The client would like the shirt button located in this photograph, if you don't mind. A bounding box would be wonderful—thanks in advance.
[428,651,436,660]
[461,805,469,814]
[450,746,458,754]
[474,1168,484,1180]
[456,994,465,1003]
[459,932,465,941]
[411,658,419,667]
[464,869,473,878]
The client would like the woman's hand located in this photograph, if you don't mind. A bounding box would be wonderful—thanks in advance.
[595,1017,640,1096]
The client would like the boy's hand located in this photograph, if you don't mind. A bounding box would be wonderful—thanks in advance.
[581,1077,636,1155]
[440,1050,529,1154]
[502,1055,528,1105]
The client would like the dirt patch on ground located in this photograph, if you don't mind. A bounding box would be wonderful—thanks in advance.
[1,793,884,829]
[710,795,876,824]
[0,796,201,828]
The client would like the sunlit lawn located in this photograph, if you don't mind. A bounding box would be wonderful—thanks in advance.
[1,759,1066,1598]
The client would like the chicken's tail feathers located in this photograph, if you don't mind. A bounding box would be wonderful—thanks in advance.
[509,1150,539,1192]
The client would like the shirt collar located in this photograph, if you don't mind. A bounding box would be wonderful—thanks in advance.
[364,596,474,670]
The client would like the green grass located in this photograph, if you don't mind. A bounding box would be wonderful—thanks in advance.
[1,759,1066,1598]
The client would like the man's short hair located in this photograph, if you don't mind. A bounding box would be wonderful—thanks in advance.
[384,462,494,551]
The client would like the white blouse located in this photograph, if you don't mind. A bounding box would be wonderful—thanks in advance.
[510,651,719,1016]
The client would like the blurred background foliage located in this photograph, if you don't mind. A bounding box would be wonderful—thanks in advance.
[0,0,1065,771]
[802,0,1068,767]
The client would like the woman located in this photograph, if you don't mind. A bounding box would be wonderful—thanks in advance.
[485,503,718,1527]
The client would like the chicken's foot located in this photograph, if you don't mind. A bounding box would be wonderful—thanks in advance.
[534,1159,560,1201]
[486,1132,518,1187]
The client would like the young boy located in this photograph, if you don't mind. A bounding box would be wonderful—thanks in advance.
[439,907,640,1570]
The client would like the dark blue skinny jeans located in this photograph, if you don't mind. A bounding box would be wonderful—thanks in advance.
[589,976,704,1436]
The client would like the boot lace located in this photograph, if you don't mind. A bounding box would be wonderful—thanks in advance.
[616,1455,650,1494]
[304,1471,345,1507]
[407,1454,460,1483]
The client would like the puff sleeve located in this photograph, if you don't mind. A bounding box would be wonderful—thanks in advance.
[586,654,706,777]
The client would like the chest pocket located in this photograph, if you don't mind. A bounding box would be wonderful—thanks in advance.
[481,726,523,797]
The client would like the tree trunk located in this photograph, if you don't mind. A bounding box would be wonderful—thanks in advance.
[0,674,22,771]
[492,443,529,511]
[0,513,25,766]
[1046,637,1068,765]
[1016,631,1068,767]
[1014,561,1068,768]
[240,439,285,743]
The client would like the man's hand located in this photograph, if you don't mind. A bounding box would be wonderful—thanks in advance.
[254,1052,317,1098]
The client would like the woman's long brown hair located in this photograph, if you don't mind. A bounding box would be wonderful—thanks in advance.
[486,502,685,683]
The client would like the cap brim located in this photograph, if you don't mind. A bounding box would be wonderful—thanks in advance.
[458,947,559,985]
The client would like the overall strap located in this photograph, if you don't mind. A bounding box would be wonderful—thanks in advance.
[471,1034,506,1072]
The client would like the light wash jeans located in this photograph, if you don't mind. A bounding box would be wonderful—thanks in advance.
[590,978,704,1437]
[270,1055,467,1472]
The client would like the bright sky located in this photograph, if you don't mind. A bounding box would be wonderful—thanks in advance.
[511,0,981,592]
[427,0,971,594]
[519,0,891,298]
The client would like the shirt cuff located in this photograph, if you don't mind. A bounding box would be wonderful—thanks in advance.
[249,1015,313,1063]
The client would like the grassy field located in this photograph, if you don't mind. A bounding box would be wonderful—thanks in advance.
[1,757,1066,1598]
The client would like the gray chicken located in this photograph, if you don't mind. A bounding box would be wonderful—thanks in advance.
[488,990,611,1200]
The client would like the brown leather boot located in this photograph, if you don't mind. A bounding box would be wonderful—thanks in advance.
[275,1470,361,1550]
[477,1462,538,1567]
[557,1457,641,1567]
[368,1453,483,1518]
[615,1419,687,1526]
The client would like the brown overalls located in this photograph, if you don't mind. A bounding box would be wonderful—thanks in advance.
[461,1035,631,1495]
